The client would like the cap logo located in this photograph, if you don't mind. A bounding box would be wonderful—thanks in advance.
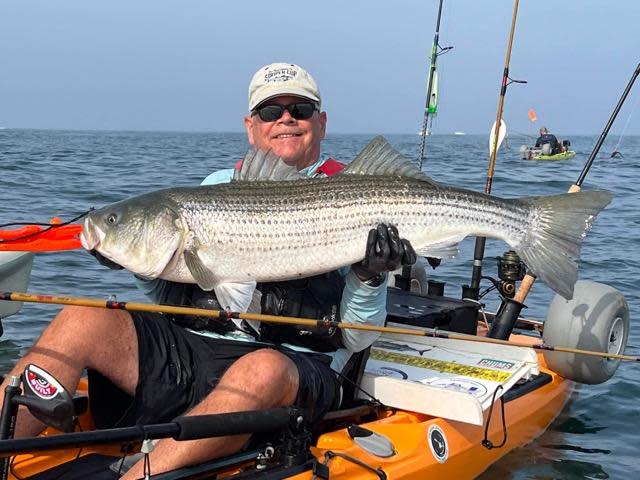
[264,67,298,83]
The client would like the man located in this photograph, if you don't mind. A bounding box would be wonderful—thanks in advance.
[0,62,415,477]
[535,126,561,154]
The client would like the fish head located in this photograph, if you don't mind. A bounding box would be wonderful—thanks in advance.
[80,194,186,278]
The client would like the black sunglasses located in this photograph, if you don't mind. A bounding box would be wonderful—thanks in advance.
[252,102,318,122]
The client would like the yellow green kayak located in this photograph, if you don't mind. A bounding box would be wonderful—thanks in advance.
[520,145,576,161]
[534,150,577,161]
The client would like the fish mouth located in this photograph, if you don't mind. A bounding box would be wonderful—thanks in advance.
[79,218,104,251]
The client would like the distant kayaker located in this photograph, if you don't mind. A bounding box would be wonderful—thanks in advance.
[0,63,417,478]
[535,126,562,154]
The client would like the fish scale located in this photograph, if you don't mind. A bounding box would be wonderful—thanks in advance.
[81,136,612,299]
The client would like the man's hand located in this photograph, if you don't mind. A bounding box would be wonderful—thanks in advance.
[89,250,124,270]
[352,224,416,282]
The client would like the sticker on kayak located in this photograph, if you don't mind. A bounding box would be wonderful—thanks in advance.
[428,377,488,398]
[370,348,511,382]
[477,358,516,370]
[428,424,448,463]
[24,364,62,400]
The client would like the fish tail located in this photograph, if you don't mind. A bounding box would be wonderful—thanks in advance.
[515,190,613,299]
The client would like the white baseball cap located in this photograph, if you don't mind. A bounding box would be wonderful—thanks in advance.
[248,62,321,111]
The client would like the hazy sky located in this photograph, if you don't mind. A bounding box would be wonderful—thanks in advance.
[2,0,639,135]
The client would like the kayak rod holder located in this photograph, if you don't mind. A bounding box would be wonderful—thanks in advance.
[488,297,526,340]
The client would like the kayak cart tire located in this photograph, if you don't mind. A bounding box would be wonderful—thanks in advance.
[542,280,629,384]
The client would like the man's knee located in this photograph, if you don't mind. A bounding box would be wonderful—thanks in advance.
[222,349,299,405]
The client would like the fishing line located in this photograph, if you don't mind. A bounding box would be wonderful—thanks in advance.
[331,368,380,405]
[0,209,92,244]
[461,297,491,330]
[611,89,640,155]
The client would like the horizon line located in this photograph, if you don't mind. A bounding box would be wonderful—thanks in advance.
[0,127,635,137]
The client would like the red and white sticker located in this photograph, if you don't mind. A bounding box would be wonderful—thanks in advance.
[24,365,60,400]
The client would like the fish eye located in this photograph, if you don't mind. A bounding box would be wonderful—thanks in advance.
[106,213,118,224]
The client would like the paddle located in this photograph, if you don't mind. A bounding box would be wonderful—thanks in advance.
[1,291,638,362]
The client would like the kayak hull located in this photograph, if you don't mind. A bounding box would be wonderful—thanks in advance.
[532,151,577,161]
[291,341,572,479]
[520,147,577,161]
[0,252,34,318]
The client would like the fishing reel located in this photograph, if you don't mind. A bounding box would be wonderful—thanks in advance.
[495,250,526,298]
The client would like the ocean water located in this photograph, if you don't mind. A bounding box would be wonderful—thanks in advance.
[1,129,638,479]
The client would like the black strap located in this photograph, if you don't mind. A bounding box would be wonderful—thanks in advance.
[481,385,507,450]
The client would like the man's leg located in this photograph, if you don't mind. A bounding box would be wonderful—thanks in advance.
[0,305,139,437]
[121,348,299,479]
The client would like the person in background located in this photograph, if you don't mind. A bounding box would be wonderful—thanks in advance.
[0,62,416,478]
[535,126,561,154]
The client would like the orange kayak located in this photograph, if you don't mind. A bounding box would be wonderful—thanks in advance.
[6,333,572,480]
[0,221,82,252]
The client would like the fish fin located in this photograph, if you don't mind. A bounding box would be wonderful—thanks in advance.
[233,148,303,182]
[414,234,466,258]
[514,190,613,300]
[213,281,257,311]
[415,243,460,259]
[343,135,439,186]
[183,248,219,291]
[214,281,261,333]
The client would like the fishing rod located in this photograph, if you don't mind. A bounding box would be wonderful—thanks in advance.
[468,0,526,299]
[417,0,453,170]
[1,291,638,362]
[513,62,640,303]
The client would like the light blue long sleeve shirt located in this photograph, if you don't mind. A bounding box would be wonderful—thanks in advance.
[136,159,388,372]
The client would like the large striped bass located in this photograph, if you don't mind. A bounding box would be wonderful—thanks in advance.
[81,136,612,300]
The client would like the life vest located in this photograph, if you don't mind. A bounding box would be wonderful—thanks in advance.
[313,158,344,177]
[257,271,345,352]
[234,157,345,177]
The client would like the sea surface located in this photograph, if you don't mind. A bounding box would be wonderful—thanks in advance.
[1,129,638,479]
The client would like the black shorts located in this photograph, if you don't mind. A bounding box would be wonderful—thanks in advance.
[88,312,340,429]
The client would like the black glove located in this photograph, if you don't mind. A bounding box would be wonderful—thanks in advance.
[89,249,124,270]
[352,224,417,282]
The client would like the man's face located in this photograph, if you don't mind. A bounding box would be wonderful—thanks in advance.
[244,95,327,171]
